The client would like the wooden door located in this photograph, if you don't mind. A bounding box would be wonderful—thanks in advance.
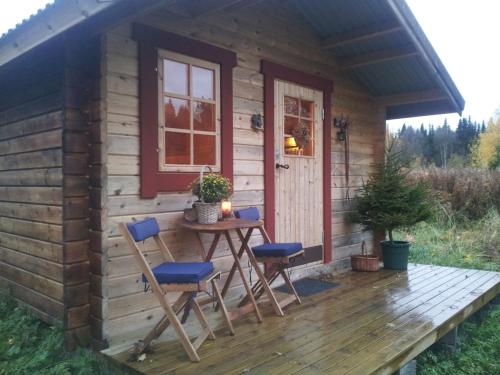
[274,80,323,249]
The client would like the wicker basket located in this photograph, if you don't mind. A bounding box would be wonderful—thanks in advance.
[195,202,220,224]
[194,165,222,224]
[351,241,380,272]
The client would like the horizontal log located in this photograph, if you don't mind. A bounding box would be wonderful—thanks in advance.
[0,149,62,171]
[0,186,62,205]
[0,202,62,224]
[0,232,63,262]
[0,217,63,243]
[0,261,63,301]
[0,129,61,156]
[0,92,64,126]
[0,246,63,282]
[0,168,62,186]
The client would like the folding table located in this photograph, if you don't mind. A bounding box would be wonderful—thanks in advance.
[181,218,285,323]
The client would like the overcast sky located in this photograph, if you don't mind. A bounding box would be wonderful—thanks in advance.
[1,0,499,131]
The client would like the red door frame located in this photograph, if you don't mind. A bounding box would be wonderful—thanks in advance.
[261,60,333,264]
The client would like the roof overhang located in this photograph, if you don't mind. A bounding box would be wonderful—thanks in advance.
[0,0,464,120]
[294,0,465,119]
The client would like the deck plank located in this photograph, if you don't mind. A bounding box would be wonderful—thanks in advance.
[106,265,500,375]
[143,266,437,374]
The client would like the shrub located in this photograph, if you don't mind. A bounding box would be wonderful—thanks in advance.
[407,168,500,220]
[351,149,434,242]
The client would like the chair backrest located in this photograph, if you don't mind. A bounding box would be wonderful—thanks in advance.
[119,218,176,292]
[127,217,160,241]
[234,207,260,221]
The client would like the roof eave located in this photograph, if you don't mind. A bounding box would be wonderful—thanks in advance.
[0,0,120,67]
[386,0,465,116]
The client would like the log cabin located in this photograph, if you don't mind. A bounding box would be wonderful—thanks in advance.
[0,0,464,350]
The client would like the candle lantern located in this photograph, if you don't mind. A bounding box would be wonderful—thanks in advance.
[221,200,232,219]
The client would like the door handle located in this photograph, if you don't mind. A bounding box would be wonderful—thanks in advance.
[275,163,290,169]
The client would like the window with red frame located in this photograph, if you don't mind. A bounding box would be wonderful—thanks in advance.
[158,50,221,173]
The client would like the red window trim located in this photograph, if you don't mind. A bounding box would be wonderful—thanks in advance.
[261,60,334,264]
[133,24,237,198]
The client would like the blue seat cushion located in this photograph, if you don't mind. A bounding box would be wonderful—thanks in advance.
[252,242,303,257]
[127,218,160,242]
[234,207,260,221]
[143,262,214,284]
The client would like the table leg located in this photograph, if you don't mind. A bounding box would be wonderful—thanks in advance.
[238,228,285,317]
[224,230,263,323]
[220,229,251,299]
[204,233,221,261]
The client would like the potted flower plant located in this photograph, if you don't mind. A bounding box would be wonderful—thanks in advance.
[351,147,434,270]
[191,172,232,224]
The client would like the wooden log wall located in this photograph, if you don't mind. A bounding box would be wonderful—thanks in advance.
[62,38,101,347]
[0,36,100,348]
[0,40,67,323]
[98,1,386,347]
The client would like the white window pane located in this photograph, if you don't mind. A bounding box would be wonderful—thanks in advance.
[164,59,188,95]
[192,66,214,100]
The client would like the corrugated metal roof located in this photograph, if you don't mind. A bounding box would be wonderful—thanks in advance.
[293,0,464,118]
[296,0,394,38]
[0,1,56,39]
[352,56,436,96]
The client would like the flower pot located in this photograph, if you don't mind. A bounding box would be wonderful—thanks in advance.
[195,202,220,224]
[380,240,410,270]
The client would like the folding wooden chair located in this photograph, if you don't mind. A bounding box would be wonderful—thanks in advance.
[235,207,304,312]
[119,218,234,362]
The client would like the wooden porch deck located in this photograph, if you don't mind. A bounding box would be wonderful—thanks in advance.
[104,264,500,374]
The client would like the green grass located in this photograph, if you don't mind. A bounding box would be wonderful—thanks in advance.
[397,209,500,272]
[0,296,113,375]
[417,307,500,375]
[395,209,500,374]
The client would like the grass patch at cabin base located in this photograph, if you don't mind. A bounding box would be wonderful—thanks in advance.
[0,295,114,375]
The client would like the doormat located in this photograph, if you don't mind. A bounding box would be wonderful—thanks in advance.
[275,277,339,297]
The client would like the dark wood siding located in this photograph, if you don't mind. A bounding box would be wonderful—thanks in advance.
[0,37,100,347]
[0,39,65,323]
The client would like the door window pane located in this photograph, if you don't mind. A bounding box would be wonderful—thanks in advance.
[192,66,214,100]
[164,97,190,130]
[194,134,216,165]
[164,60,188,95]
[294,120,313,156]
[193,101,215,131]
[284,116,298,136]
[284,96,299,116]
[300,100,314,119]
[165,132,190,164]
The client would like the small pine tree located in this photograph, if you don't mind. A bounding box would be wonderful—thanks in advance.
[352,147,434,243]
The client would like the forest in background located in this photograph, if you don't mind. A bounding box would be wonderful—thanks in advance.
[392,107,500,170]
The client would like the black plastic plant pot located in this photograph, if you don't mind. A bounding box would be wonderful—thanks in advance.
[380,240,410,270]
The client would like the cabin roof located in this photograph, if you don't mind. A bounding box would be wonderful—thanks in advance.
[0,0,464,119]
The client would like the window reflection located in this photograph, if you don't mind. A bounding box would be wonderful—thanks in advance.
[164,97,190,129]
[193,101,215,131]
[192,66,214,99]
[164,60,188,95]
[165,132,190,164]
[194,134,216,165]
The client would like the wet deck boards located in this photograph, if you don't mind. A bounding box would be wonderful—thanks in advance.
[104,264,500,374]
